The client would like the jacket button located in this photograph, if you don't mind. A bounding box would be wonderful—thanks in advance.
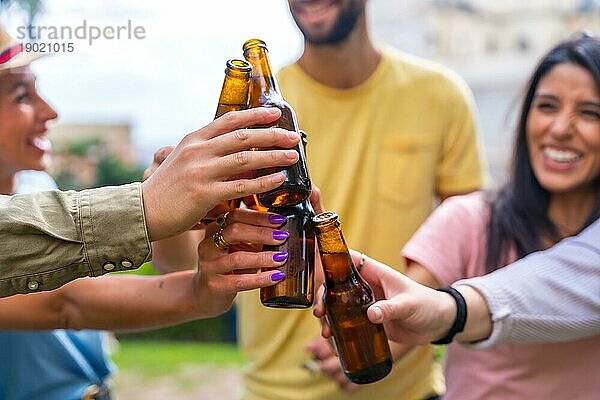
[103,261,116,271]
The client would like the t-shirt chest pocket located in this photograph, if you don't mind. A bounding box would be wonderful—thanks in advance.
[377,135,437,207]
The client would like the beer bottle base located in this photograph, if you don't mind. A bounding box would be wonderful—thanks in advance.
[257,184,311,208]
[261,296,313,309]
[346,358,393,384]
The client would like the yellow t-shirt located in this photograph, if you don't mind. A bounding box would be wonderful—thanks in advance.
[238,47,486,400]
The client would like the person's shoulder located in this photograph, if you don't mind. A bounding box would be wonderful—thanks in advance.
[441,191,488,208]
[277,62,296,76]
[383,46,460,81]
[438,191,489,222]
[382,46,472,97]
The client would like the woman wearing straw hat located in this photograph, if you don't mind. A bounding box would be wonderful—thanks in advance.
[0,25,296,399]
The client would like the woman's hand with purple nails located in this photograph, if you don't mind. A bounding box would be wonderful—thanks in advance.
[192,208,289,317]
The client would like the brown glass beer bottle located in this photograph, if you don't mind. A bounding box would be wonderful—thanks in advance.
[243,38,311,208]
[215,59,252,118]
[312,212,392,384]
[261,200,315,308]
[205,59,253,219]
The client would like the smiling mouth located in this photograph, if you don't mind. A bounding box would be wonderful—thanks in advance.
[29,136,52,152]
[306,1,334,13]
[543,147,582,163]
[297,0,336,15]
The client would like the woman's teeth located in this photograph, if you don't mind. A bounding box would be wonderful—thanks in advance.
[32,137,52,151]
[543,147,582,163]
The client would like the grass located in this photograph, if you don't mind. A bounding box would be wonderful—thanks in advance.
[111,340,244,378]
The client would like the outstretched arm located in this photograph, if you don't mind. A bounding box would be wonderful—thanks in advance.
[0,108,299,297]
[0,209,291,331]
[314,254,491,345]
[339,218,600,346]
[454,218,600,346]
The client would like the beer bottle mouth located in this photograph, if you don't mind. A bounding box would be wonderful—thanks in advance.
[226,59,252,73]
[243,38,268,52]
[312,211,340,229]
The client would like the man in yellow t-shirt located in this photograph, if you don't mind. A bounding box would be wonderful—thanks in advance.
[237,1,486,400]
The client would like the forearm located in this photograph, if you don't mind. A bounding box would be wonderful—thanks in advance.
[0,273,201,331]
[58,273,202,331]
[453,233,600,346]
[151,230,203,273]
[452,286,492,343]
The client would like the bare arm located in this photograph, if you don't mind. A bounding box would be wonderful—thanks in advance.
[0,273,204,331]
[151,230,203,273]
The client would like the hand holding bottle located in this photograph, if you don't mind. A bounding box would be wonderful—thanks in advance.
[141,107,300,241]
[315,253,464,345]
[192,208,291,318]
[312,212,392,384]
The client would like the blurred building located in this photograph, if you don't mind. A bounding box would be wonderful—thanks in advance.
[429,0,600,59]
[370,0,600,184]
[47,123,139,189]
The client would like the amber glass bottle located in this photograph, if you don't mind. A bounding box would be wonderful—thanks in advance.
[261,200,315,308]
[261,128,313,307]
[243,38,311,208]
[312,212,392,384]
[215,59,252,117]
[204,59,253,219]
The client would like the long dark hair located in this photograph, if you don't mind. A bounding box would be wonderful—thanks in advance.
[486,34,600,272]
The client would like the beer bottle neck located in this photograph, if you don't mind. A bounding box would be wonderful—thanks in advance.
[244,46,282,105]
[314,226,358,284]
[215,65,251,118]
[323,253,359,286]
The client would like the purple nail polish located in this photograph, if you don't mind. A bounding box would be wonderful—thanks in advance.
[273,252,288,262]
[268,214,287,225]
[271,271,286,281]
[273,231,289,240]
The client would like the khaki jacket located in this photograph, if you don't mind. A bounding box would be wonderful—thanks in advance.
[0,183,151,297]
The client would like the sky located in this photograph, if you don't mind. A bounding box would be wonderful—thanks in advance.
[2,0,305,162]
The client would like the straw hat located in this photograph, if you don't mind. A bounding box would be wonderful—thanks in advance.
[0,25,44,73]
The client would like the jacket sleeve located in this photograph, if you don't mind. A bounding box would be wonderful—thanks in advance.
[454,218,600,346]
[0,183,151,297]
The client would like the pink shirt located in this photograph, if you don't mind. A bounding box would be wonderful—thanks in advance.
[402,192,600,400]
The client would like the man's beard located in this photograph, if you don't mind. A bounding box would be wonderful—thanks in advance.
[297,2,362,45]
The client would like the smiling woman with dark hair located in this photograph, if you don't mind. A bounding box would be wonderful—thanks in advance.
[397,34,600,399]
[486,34,600,272]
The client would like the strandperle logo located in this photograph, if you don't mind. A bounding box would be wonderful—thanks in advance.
[16,20,146,46]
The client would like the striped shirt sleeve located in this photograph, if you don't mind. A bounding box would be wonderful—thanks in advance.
[454,218,600,347]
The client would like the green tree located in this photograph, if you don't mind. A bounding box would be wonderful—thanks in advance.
[95,156,145,187]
